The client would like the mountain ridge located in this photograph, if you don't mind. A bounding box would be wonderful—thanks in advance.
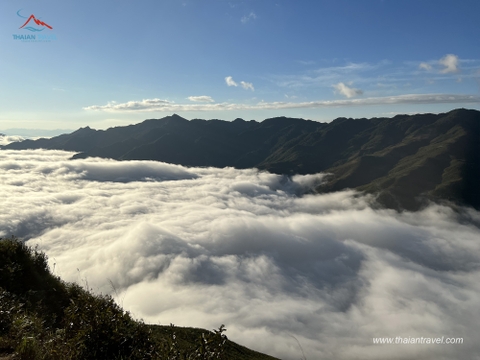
[3,108,479,210]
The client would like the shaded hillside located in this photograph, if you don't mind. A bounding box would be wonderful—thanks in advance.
[2,109,479,210]
[3,114,324,169]
[313,109,480,210]
[0,237,279,360]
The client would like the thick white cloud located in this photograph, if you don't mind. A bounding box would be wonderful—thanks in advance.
[84,94,480,112]
[1,149,480,360]
[439,54,460,73]
[333,82,364,98]
[188,96,215,103]
[225,76,238,87]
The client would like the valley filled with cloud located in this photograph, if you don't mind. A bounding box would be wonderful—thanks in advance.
[1,149,479,359]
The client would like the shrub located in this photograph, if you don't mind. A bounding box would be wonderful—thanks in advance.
[0,237,254,360]
[0,237,69,328]
[63,285,156,360]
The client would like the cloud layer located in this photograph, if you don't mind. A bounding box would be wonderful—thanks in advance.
[0,135,26,146]
[84,94,480,112]
[1,150,480,359]
[188,96,215,103]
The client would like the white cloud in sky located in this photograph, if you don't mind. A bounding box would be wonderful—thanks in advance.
[274,62,380,89]
[419,62,433,71]
[419,54,461,74]
[84,94,480,112]
[273,58,480,94]
[85,98,172,112]
[240,81,255,91]
[187,96,214,103]
[332,82,363,98]
[225,76,238,87]
[241,12,257,24]
[439,54,460,73]
[1,150,480,360]
[225,76,254,91]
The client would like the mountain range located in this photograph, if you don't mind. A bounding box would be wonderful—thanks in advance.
[3,108,479,211]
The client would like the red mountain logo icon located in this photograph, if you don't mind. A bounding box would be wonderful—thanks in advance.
[19,14,53,30]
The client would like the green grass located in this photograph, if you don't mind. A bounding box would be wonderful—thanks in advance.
[0,237,279,360]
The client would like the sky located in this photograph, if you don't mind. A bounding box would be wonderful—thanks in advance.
[1,0,480,132]
[1,149,480,359]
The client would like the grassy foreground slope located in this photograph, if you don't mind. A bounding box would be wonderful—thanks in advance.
[0,237,279,360]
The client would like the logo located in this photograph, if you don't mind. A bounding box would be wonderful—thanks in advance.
[18,10,53,32]
[13,9,57,42]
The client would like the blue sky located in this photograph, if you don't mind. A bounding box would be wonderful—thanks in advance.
[1,0,479,131]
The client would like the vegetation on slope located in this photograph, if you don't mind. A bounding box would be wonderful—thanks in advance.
[0,237,279,360]
[317,109,480,210]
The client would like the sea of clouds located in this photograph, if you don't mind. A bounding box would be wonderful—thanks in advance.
[1,149,480,359]
[0,135,26,146]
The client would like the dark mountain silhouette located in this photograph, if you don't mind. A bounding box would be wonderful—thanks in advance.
[3,109,480,211]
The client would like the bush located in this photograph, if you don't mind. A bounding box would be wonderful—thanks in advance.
[0,237,69,328]
[63,285,156,360]
[0,237,233,360]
